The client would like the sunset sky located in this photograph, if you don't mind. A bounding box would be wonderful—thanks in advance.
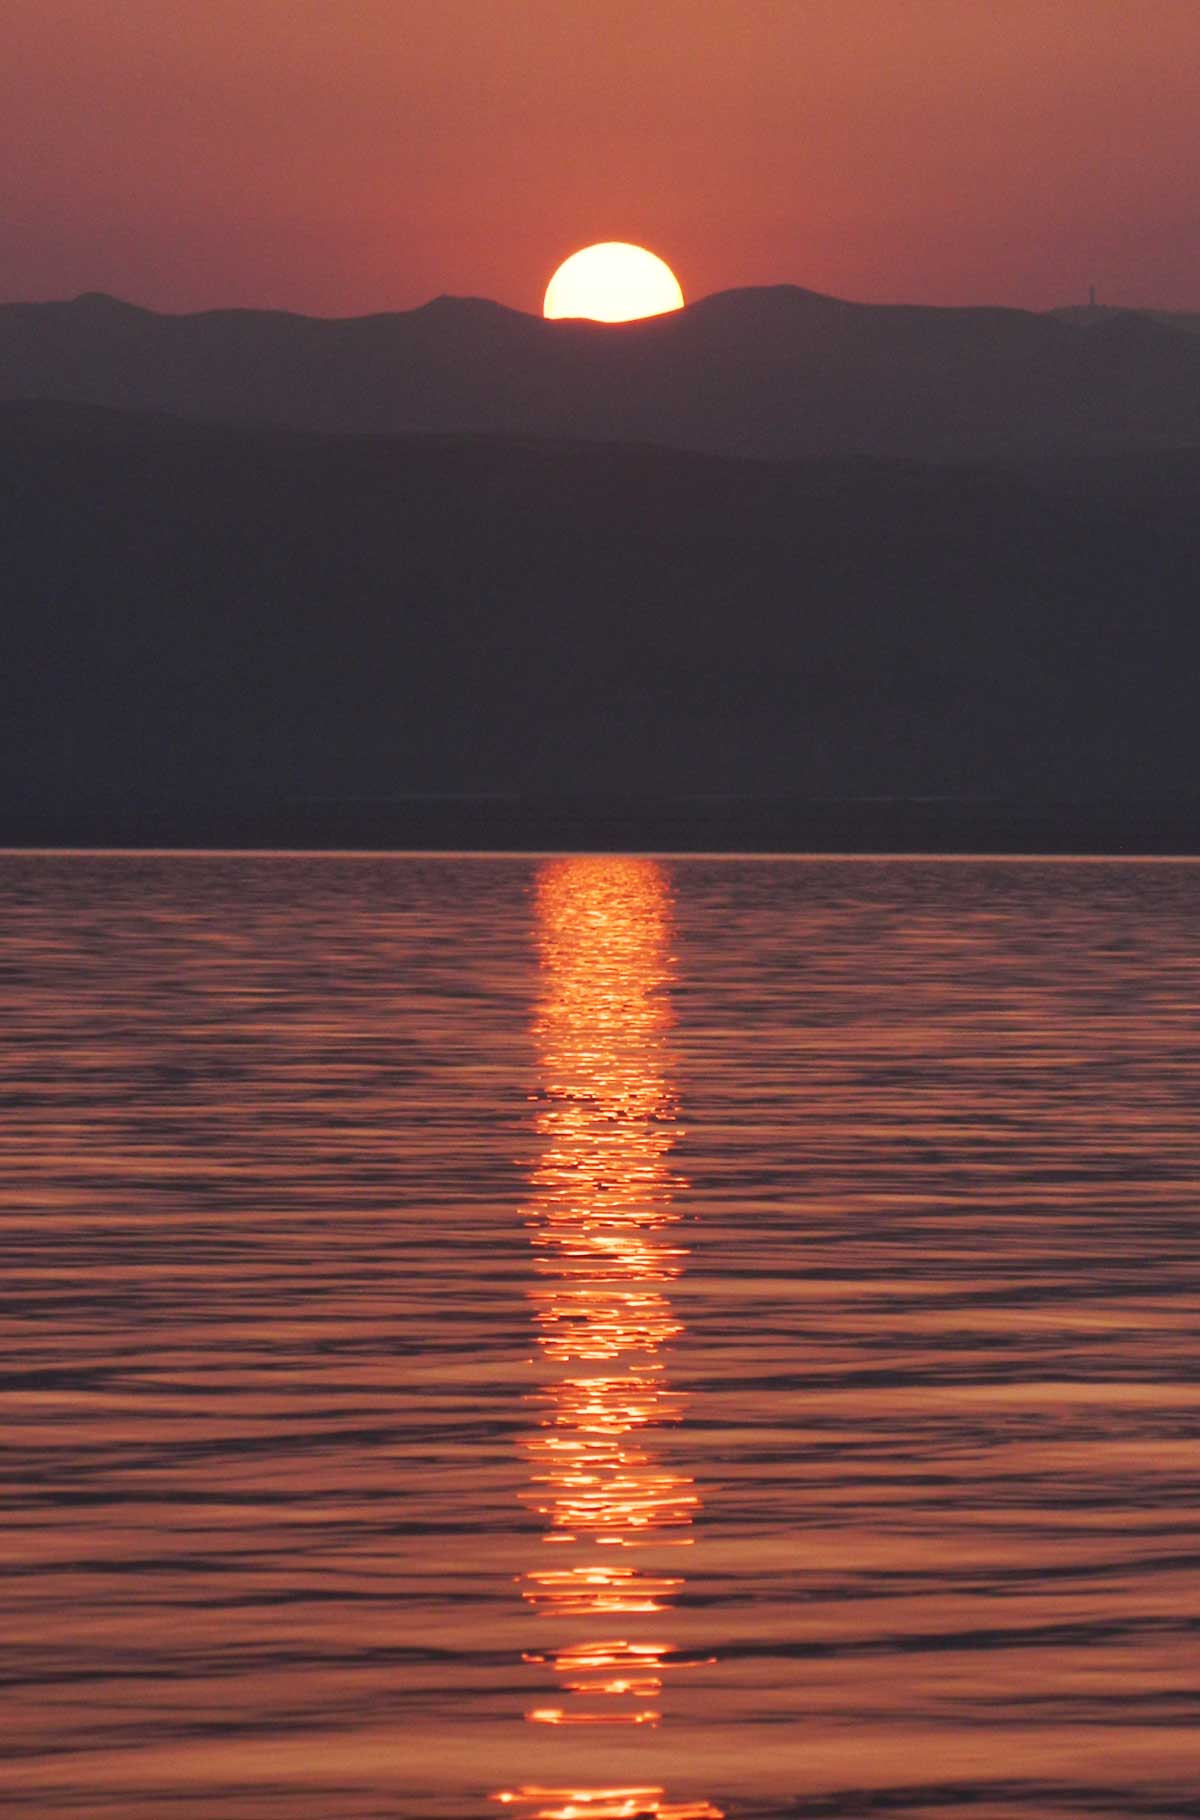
[3,0,1197,317]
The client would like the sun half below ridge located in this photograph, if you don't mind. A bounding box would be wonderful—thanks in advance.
[543,243,684,323]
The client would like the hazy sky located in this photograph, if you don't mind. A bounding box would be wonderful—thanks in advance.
[3,0,1196,315]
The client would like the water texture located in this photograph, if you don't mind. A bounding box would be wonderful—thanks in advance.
[2,852,1199,1818]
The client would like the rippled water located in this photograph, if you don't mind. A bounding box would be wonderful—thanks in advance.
[3,852,1199,1819]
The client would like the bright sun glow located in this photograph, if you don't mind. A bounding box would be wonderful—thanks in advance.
[543,243,685,323]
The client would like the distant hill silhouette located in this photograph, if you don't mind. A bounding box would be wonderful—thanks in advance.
[1050,303,1200,336]
[2,286,1200,460]
[3,400,1199,845]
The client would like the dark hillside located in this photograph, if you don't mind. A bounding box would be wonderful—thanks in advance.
[3,403,1199,845]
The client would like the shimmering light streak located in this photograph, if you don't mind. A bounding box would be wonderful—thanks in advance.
[493,1789,725,1820]
[522,1564,683,1616]
[521,859,695,1636]
[497,857,720,1815]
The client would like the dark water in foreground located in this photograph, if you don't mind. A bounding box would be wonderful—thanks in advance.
[3,853,1199,1819]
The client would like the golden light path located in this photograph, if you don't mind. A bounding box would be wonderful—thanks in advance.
[543,243,685,322]
[493,857,721,1820]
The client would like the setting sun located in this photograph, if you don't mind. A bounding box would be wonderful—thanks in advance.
[544,243,684,323]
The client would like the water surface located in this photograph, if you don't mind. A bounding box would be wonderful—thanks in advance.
[3,853,1199,1818]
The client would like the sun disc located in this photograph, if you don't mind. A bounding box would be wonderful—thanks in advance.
[544,243,684,323]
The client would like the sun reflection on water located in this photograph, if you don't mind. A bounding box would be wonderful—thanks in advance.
[494,1790,723,1820]
[493,857,720,1818]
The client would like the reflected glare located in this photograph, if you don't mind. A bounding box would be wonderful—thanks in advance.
[493,1790,724,1820]
[496,857,720,1816]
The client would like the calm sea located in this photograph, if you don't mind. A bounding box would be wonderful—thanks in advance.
[3,853,1199,1819]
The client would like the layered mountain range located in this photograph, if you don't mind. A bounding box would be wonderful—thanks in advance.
[3,285,1200,461]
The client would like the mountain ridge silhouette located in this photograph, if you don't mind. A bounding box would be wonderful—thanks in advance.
[3,284,1199,459]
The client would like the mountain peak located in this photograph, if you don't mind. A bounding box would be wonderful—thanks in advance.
[69,291,148,314]
[687,283,850,319]
[415,293,532,322]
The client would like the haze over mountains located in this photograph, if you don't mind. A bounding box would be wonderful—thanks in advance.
[4,284,1200,461]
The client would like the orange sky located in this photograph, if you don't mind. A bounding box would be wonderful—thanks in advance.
[3,0,1197,316]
